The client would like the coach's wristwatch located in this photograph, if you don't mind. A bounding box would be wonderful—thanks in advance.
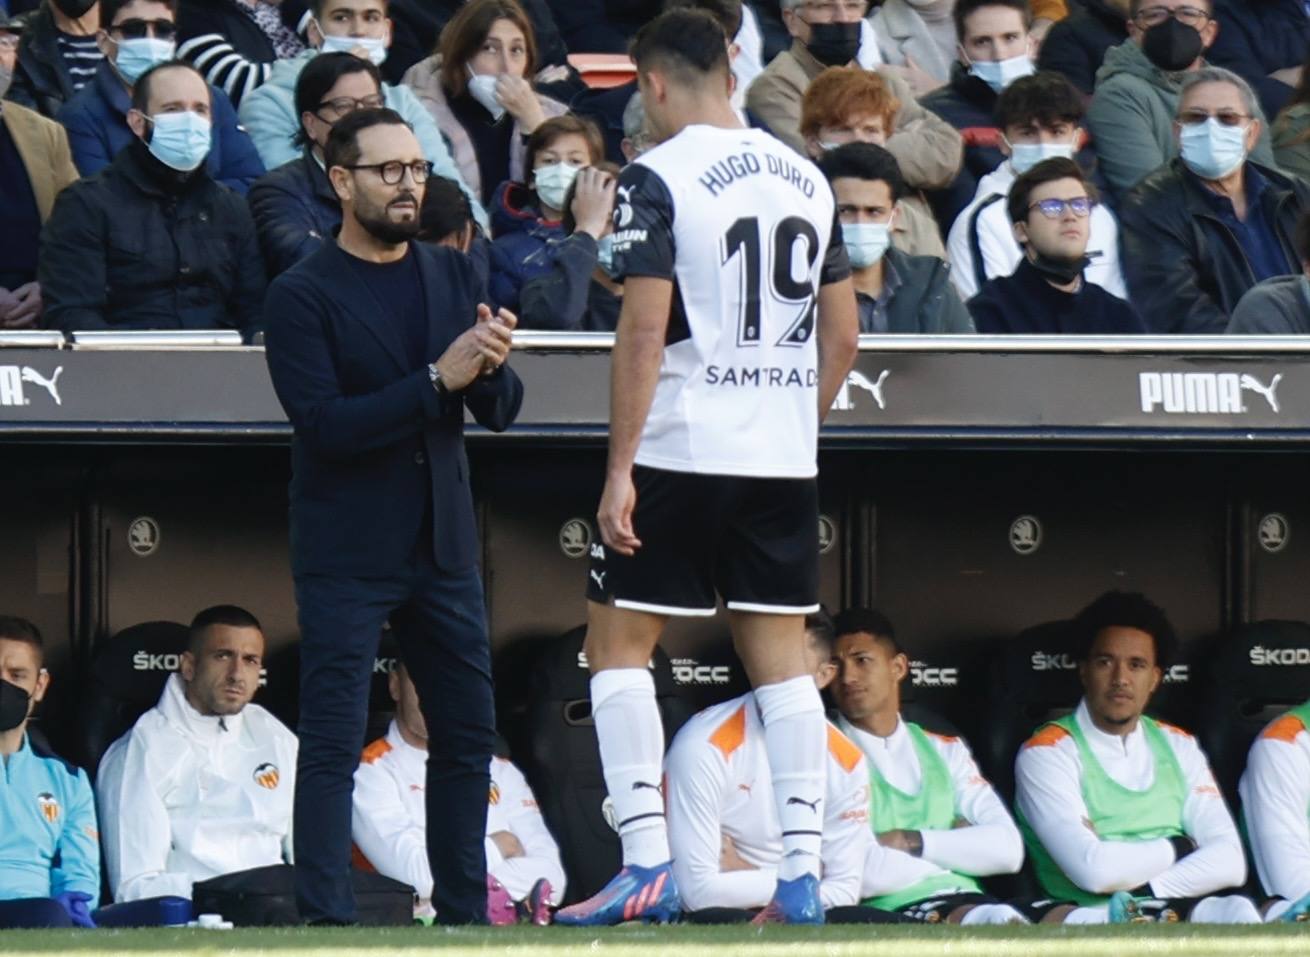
[428,362,450,396]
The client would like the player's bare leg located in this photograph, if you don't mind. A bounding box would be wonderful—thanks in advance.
[555,602,681,925]
[732,611,828,924]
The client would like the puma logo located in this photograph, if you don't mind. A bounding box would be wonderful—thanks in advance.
[832,369,889,412]
[785,796,821,813]
[20,366,62,406]
[632,780,662,794]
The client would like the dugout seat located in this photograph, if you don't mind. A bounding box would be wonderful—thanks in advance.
[981,621,1083,802]
[521,626,691,905]
[1195,620,1310,807]
[79,621,189,775]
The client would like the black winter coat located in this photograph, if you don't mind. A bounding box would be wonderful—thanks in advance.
[1208,0,1310,119]
[39,139,266,336]
[1037,0,1129,96]
[8,5,79,119]
[247,152,342,278]
[1121,159,1310,333]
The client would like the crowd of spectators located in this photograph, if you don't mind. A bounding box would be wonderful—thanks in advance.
[5,0,1310,336]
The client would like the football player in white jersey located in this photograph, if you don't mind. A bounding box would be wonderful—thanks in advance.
[664,611,874,920]
[556,7,859,927]
[1239,700,1310,918]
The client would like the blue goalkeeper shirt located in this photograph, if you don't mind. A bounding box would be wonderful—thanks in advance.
[0,733,100,901]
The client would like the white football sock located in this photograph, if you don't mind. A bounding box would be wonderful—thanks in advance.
[1190,895,1261,924]
[591,668,669,868]
[755,675,826,881]
[1062,906,1110,925]
[960,903,1028,925]
[1264,899,1293,922]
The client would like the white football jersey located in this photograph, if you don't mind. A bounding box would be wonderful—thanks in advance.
[611,124,849,479]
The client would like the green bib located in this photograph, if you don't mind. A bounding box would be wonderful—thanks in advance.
[1017,713,1187,905]
[860,722,983,911]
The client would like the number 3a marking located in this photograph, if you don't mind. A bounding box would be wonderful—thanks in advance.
[720,215,820,348]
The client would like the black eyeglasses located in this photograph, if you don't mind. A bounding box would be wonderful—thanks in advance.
[1133,5,1210,27]
[112,18,177,40]
[316,94,386,117]
[343,160,434,185]
[1178,109,1250,128]
[1028,196,1095,219]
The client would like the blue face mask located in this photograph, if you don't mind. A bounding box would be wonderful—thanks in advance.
[1179,118,1249,180]
[842,222,891,269]
[597,234,618,277]
[968,52,1034,93]
[115,36,176,85]
[145,110,212,171]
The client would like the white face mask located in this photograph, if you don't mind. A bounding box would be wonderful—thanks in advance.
[1179,118,1249,180]
[533,161,580,211]
[968,52,1035,93]
[842,221,892,268]
[319,30,388,66]
[466,69,506,121]
[1006,136,1078,174]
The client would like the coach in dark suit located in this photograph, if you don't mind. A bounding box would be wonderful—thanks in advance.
[264,108,523,926]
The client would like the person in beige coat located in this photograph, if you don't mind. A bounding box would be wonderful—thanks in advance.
[0,68,79,327]
[745,8,962,193]
[402,0,566,206]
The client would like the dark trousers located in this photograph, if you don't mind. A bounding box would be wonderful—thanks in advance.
[292,545,494,925]
[0,898,73,928]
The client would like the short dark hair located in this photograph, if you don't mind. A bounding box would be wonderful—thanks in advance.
[661,0,742,40]
[816,141,907,203]
[994,71,1084,131]
[561,160,620,232]
[1072,591,1177,668]
[524,114,605,181]
[293,53,383,149]
[833,607,903,656]
[630,9,730,89]
[131,60,208,114]
[1295,211,1310,264]
[189,605,263,655]
[954,0,1031,43]
[419,175,476,243]
[805,606,837,659]
[324,106,409,171]
[1006,155,1095,224]
[0,616,44,665]
[102,0,178,29]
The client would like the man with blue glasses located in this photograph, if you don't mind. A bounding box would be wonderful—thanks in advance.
[966,155,1143,333]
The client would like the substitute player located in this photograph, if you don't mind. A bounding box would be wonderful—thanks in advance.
[1238,700,1310,918]
[664,612,870,919]
[555,8,859,927]
[1015,592,1281,923]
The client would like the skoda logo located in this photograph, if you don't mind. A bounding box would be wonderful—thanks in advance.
[127,517,161,557]
[559,518,593,559]
[1259,513,1290,554]
[1009,515,1042,556]
[818,515,837,555]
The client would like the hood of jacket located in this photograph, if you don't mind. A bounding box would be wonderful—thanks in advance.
[489,179,563,240]
[263,48,317,96]
[1094,37,1192,95]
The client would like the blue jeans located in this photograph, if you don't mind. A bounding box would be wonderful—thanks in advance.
[292,548,494,925]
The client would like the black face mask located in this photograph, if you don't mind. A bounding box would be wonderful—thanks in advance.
[51,0,98,18]
[1141,17,1204,72]
[0,679,30,733]
[1029,251,1090,285]
[807,21,862,67]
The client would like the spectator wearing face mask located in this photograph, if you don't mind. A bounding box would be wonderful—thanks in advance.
[1086,0,1275,200]
[920,0,1039,224]
[236,0,482,226]
[799,65,956,257]
[967,156,1142,333]
[58,0,265,192]
[1122,66,1310,333]
[40,60,265,334]
[517,160,622,330]
[7,0,102,118]
[745,0,962,195]
[402,0,566,208]
[946,71,1124,300]
[820,143,973,333]
[487,113,604,314]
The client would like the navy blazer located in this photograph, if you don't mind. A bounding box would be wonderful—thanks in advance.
[264,240,523,577]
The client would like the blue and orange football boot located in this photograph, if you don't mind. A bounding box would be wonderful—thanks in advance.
[554,862,680,926]
[751,873,825,925]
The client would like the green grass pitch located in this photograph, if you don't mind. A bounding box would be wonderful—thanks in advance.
[2,924,1309,957]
